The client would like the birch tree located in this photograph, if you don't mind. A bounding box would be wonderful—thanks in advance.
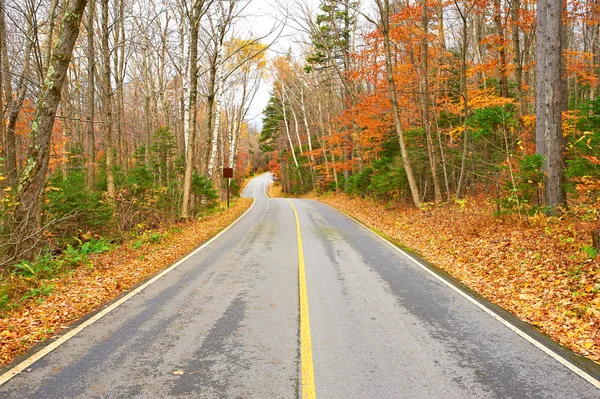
[181,0,208,218]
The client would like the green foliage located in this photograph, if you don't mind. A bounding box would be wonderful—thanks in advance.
[0,288,9,311]
[260,94,284,152]
[1,237,115,310]
[368,157,407,198]
[151,127,177,182]
[148,232,162,244]
[79,238,112,255]
[467,105,516,138]
[22,283,55,301]
[582,245,597,259]
[44,169,112,237]
[343,133,407,198]
[115,134,183,229]
[192,173,219,210]
[565,100,600,198]
[499,154,544,214]
[306,1,358,71]
[126,164,154,194]
[224,178,242,197]
[346,167,372,196]
[13,254,55,278]
[344,155,407,199]
[62,238,112,268]
[63,245,87,267]
[12,238,112,279]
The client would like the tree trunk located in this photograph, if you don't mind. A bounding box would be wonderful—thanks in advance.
[0,23,4,190]
[592,229,600,251]
[43,0,60,72]
[290,101,304,154]
[536,0,567,210]
[316,101,332,184]
[204,46,218,175]
[511,0,525,116]
[181,1,201,218]
[206,38,224,179]
[342,0,353,181]
[420,0,441,201]
[143,49,153,167]
[378,0,421,207]
[4,42,32,188]
[86,0,96,189]
[114,0,125,168]
[101,0,115,197]
[300,87,317,190]
[181,14,190,155]
[456,10,470,199]
[494,0,509,97]
[0,2,33,187]
[11,0,88,260]
[281,83,300,170]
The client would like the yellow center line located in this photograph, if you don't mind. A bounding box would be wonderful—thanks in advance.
[286,199,316,399]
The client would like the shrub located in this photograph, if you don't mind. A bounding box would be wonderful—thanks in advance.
[44,170,112,238]
[192,173,219,210]
[346,167,372,196]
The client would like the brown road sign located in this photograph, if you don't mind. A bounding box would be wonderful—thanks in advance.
[223,167,233,179]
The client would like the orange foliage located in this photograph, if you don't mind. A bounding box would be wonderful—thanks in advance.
[564,50,598,88]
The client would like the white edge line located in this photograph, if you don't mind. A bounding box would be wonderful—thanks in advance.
[319,200,600,390]
[0,197,257,386]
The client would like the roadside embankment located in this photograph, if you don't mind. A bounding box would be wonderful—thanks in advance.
[0,198,253,368]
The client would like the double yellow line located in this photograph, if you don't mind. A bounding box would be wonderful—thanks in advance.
[286,200,316,399]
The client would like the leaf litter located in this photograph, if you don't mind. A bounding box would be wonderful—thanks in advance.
[0,198,253,368]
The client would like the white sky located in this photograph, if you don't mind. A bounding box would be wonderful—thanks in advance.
[240,0,320,129]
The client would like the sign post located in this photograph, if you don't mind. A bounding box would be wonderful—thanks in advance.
[222,167,233,208]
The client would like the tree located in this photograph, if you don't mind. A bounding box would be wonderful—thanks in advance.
[306,0,359,180]
[374,0,421,207]
[535,0,567,210]
[182,0,208,218]
[101,0,115,197]
[0,0,33,187]
[10,0,89,260]
[86,0,96,189]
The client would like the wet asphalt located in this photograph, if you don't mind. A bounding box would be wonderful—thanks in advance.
[1,173,599,398]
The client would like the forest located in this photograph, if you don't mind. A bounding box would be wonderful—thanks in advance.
[262,0,599,215]
[1,0,600,365]
[0,0,268,268]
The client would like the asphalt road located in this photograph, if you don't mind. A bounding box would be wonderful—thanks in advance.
[1,173,599,398]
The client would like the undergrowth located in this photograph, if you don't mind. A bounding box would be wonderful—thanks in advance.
[0,238,113,314]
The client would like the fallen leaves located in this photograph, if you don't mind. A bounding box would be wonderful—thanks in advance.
[267,182,284,198]
[0,198,253,368]
[317,192,600,363]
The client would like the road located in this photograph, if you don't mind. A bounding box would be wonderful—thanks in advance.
[1,173,599,398]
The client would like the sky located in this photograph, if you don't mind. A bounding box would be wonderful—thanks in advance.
[240,0,320,130]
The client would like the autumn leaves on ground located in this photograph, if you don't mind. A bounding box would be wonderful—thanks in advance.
[283,187,600,363]
[0,198,252,368]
